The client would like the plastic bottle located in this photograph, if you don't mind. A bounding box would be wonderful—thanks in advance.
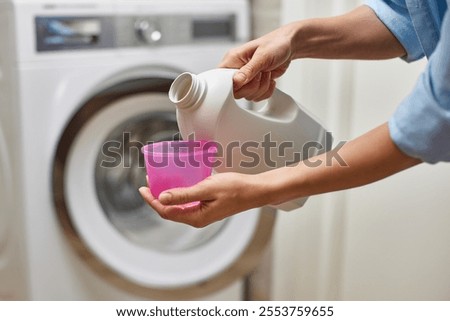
[168,68,330,211]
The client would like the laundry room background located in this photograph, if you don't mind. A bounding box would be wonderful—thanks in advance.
[274,0,450,300]
[250,0,281,37]
[0,0,275,301]
[1,0,450,302]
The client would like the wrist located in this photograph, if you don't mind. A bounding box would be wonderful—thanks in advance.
[290,18,339,60]
[289,21,305,60]
[283,21,307,60]
[251,166,307,207]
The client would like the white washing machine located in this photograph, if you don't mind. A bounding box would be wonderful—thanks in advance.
[0,0,275,300]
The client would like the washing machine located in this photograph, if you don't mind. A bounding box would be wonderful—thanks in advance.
[0,0,276,300]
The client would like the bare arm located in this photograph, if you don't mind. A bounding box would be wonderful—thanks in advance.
[256,123,420,206]
[292,6,406,60]
[221,5,406,100]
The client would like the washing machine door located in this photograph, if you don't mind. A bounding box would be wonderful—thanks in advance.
[52,68,275,299]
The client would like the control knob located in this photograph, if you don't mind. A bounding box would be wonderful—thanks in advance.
[135,19,162,44]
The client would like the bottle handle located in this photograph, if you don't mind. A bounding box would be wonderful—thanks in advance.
[255,88,298,122]
[226,69,298,122]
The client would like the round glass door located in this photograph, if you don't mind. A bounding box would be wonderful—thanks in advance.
[53,72,273,299]
[94,111,225,253]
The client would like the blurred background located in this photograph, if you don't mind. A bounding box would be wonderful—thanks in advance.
[1,0,449,301]
[274,0,450,300]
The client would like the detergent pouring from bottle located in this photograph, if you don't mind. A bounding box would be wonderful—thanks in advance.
[168,68,330,211]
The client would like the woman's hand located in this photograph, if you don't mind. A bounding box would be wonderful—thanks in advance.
[139,172,270,228]
[219,6,406,101]
[219,24,297,101]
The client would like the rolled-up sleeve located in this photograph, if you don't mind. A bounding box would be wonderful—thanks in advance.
[389,9,450,163]
[365,0,424,61]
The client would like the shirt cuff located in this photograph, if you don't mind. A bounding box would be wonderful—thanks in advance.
[389,7,450,164]
[389,71,450,164]
[364,0,424,62]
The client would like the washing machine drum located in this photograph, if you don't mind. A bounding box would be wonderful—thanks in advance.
[52,72,274,299]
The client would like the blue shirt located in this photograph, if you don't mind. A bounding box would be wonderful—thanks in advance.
[365,0,450,163]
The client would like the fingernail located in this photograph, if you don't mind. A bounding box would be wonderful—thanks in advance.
[159,192,172,204]
[138,186,147,195]
[234,71,247,84]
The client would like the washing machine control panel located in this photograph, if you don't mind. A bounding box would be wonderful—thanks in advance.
[35,14,236,52]
[35,16,114,52]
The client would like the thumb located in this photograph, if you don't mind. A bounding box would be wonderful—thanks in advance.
[158,185,209,205]
[233,51,270,90]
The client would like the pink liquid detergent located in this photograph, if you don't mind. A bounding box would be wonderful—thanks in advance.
[142,140,217,202]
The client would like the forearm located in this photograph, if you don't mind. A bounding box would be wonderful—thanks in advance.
[288,5,406,60]
[257,123,421,206]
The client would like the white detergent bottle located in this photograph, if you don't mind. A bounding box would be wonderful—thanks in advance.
[168,68,331,211]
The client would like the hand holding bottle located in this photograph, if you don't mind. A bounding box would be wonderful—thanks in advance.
[219,24,296,101]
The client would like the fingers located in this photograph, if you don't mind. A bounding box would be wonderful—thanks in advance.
[139,186,214,228]
[158,204,212,228]
[139,186,165,213]
[220,42,271,91]
[159,181,213,206]
[227,48,281,101]
[139,172,254,228]
[219,40,258,70]
[239,72,274,101]
[143,174,212,206]
[234,72,276,101]
[234,51,272,90]
[254,79,277,102]
[140,184,208,207]
[233,71,248,91]
[138,186,160,207]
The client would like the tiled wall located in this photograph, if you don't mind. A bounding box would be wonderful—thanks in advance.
[250,0,281,38]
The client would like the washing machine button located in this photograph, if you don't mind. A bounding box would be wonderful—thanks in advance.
[135,19,162,45]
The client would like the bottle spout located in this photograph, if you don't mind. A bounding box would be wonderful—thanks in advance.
[169,72,206,110]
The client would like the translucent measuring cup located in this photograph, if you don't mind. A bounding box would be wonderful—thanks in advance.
[141,140,217,200]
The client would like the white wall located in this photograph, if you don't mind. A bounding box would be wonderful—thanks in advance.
[340,56,450,301]
[250,0,281,37]
[274,0,450,300]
